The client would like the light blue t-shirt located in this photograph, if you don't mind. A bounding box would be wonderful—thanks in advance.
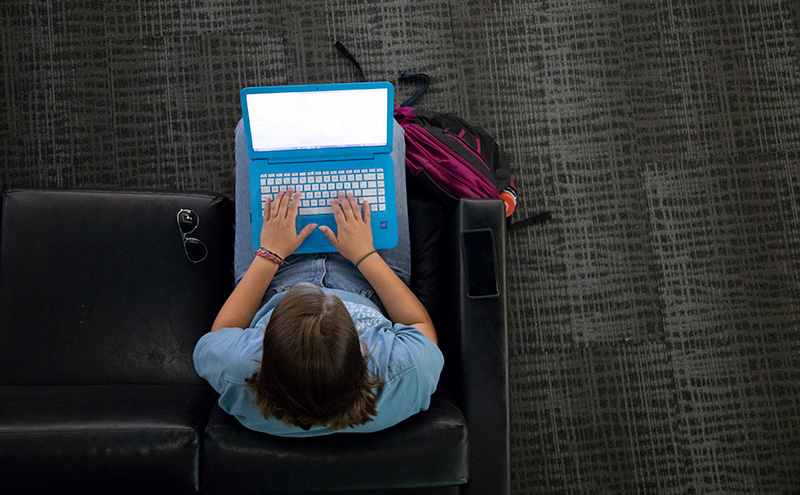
[193,288,444,437]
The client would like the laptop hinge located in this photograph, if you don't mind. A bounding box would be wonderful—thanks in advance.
[266,154,376,165]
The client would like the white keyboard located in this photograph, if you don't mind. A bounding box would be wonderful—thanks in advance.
[260,168,387,216]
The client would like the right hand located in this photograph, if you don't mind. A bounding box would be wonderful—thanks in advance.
[319,192,375,264]
[259,188,317,259]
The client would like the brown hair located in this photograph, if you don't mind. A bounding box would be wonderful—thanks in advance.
[245,283,384,430]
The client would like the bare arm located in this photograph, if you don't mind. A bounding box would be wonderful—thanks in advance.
[210,256,278,332]
[210,189,316,332]
[320,192,437,345]
[355,253,437,345]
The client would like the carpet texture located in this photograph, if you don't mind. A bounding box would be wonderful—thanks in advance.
[2,1,799,493]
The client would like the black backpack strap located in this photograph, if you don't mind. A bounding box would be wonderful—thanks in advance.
[335,41,366,82]
[335,42,430,106]
[398,71,431,107]
[508,211,553,231]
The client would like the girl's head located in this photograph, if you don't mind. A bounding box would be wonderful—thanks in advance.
[245,283,382,430]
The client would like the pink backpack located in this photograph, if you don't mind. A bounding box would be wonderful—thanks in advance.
[394,100,517,216]
[336,42,551,226]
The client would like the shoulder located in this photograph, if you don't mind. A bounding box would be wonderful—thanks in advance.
[386,324,444,382]
[354,323,444,429]
[193,327,263,392]
[362,323,444,391]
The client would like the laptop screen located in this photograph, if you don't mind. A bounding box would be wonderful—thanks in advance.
[245,87,389,153]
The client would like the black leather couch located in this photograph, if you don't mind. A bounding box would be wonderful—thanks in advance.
[0,179,508,494]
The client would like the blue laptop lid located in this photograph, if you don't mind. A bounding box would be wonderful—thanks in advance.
[240,82,394,162]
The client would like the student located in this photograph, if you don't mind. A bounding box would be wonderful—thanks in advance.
[193,121,444,436]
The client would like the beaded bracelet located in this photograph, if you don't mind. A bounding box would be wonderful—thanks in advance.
[255,248,288,266]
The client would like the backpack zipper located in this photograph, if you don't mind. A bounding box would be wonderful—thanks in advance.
[442,130,492,174]
[433,133,499,195]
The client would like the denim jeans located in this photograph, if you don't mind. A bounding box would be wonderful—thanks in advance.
[233,119,410,311]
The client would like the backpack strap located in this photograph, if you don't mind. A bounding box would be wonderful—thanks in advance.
[334,42,430,107]
[334,41,366,82]
[398,71,431,107]
[508,211,553,231]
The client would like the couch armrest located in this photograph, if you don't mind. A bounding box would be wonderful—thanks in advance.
[446,198,509,495]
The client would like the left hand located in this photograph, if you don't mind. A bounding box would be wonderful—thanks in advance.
[259,188,316,259]
[319,192,375,264]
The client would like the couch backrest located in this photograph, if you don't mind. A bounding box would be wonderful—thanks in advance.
[0,189,233,385]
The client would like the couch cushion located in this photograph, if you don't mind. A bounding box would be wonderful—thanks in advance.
[201,391,468,492]
[0,384,215,494]
[0,189,233,385]
[406,173,453,330]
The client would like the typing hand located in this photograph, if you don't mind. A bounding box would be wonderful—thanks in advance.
[319,192,374,264]
[259,188,317,259]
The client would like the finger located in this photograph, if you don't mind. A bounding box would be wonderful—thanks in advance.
[288,190,302,218]
[263,196,272,221]
[271,191,284,217]
[346,193,361,218]
[278,188,294,215]
[298,223,318,242]
[336,192,351,222]
[362,199,371,224]
[319,225,338,245]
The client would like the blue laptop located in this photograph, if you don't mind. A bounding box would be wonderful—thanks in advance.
[241,82,398,254]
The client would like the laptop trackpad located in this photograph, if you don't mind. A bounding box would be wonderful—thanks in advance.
[296,215,335,253]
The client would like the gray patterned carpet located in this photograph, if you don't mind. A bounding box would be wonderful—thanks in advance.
[2,1,799,493]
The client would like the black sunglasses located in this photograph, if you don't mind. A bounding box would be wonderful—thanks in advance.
[177,209,208,263]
